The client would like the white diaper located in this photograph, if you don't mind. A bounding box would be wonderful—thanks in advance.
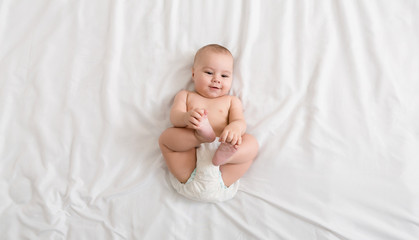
[169,138,239,202]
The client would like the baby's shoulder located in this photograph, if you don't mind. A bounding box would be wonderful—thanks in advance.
[226,95,241,103]
[173,90,191,104]
[174,89,191,98]
[176,89,189,95]
[227,95,241,101]
[226,95,242,109]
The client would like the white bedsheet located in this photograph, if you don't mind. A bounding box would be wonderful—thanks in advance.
[1,0,419,239]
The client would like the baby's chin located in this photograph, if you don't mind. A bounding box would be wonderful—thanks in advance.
[197,91,228,98]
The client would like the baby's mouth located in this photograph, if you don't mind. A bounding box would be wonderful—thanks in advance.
[210,86,220,90]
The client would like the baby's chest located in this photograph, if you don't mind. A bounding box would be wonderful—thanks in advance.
[203,104,230,130]
[207,106,229,123]
[189,103,229,117]
[187,97,230,121]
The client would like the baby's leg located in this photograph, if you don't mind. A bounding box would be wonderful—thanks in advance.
[159,117,216,183]
[159,128,199,183]
[218,134,258,186]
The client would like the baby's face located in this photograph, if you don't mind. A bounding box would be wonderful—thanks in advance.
[192,50,233,98]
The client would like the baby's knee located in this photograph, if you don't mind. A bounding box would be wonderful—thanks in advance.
[158,131,166,146]
[159,128,173,143]
[244,134,259,149]
[177,168,195,184]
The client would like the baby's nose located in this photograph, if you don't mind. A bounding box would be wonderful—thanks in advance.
[212,77,220,83]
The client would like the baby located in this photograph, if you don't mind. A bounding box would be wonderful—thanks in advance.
[159,44,258,202]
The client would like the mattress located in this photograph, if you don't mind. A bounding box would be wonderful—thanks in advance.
[1,0,418,239]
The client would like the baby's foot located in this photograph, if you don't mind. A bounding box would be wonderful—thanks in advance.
[195,115,216,143]
[212,143,237,166]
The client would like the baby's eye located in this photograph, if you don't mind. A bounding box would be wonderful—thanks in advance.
[222,75,229,78]
[205,71,213,75]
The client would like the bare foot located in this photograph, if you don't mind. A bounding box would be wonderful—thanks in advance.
[195,114,216,143]
[212,143,237,166]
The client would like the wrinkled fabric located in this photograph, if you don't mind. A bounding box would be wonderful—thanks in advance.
[1,0,419,239]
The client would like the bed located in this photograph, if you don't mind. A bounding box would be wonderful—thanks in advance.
[1,0,418,239]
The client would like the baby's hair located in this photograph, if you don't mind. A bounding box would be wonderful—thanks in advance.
[193,44,233,65]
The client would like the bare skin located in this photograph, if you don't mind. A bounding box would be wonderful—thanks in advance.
[159,47,258,187]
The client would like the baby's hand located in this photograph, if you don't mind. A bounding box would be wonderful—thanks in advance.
[219,125,242,147]
[184,108,206,129]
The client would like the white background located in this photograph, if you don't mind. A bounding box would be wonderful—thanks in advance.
[1,0,418,239]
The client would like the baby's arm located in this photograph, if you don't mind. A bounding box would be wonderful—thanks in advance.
[170,90,206,129]
[219,96,247,146]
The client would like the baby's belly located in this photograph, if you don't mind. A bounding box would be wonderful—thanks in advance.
[211,123,227,137]
[206,113,228,136]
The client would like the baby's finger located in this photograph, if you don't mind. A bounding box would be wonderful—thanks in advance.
[233,135,240,146]
[235,135,240,145]
[219,134,225,143]
[237,136,242,145]
[196,108,206,117]
[230,136,237,146]
[220,131,228,142]
[191,112,202,120]
[226,133,234,143]
[190,118,200,127]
